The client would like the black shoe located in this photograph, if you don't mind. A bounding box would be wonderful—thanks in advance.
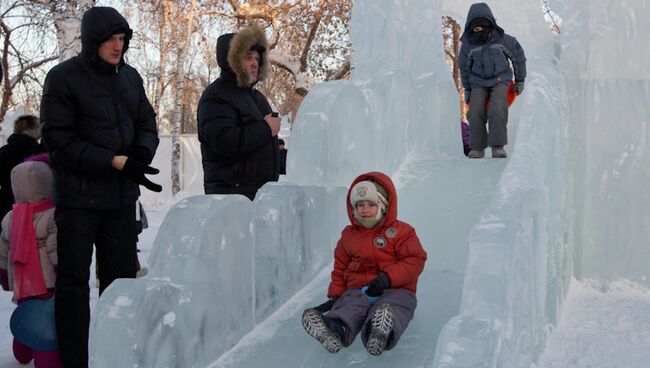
[366,304,394,356]
[302,309,343,353]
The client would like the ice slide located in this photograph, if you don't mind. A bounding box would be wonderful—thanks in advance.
[91,0,650,367]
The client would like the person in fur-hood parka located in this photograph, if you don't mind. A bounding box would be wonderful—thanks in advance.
[221,24,270,87]
[198,24,281,200]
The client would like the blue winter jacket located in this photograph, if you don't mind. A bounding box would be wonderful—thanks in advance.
[459,3,526,91]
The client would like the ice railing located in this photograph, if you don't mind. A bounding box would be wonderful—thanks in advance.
[90,185,347,368]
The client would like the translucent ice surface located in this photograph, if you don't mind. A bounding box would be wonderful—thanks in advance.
[562,0,650,284]
[288,0,461,187]
[90,0,650,367]
[91,187,347,367]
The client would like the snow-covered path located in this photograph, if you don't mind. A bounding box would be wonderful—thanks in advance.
[536,279,650,368]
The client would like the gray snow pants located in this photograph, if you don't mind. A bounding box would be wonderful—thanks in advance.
[468,83,509,149]
[325,288,417,351]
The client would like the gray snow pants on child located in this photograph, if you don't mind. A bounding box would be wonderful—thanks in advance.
[468,83,509,149]
[325,288,417,351]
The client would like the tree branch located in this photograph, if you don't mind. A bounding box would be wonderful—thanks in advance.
[326,58,350,81]
[299,0,325,72]
[9,55,58,88]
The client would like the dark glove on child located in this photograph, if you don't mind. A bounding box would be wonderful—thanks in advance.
[514,82,525,95]
[365,272,391,297]
[122,158,163,192]
[313,297,338,313]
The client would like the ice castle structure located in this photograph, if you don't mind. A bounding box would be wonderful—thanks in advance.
[90,0,650,367]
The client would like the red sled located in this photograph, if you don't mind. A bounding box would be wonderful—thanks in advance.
[467,80,517,110]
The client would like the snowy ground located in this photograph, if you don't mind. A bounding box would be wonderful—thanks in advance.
[536,279,650,368]
[3,209,650,367]
[0,210,163,367]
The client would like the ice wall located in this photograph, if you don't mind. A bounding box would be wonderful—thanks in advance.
[562,0,650,283]
[90,186,347,367]
[287,0,461,188]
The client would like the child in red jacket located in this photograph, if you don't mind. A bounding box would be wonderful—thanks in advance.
[302,172,427,356]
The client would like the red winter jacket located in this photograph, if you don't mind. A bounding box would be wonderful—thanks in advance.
[327,172,427,298]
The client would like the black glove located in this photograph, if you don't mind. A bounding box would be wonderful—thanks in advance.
[128,146,153,165]
[514,82,524,95]
[464,91,471,104]
[122,158,162,192]
[313,297,338,313]
[365,272,391,297]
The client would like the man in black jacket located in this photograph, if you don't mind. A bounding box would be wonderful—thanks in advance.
[197,24,281,200]
[0,115,45,220]
[40,7,160,367]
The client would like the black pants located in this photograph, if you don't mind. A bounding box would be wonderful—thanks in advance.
[54,205,137,368]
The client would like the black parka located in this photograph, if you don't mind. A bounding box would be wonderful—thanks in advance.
[197,25,280,201]
[0,133,45,218]
[40,7,159,209]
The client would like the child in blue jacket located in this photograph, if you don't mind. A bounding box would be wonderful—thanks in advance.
[459,2,526,158]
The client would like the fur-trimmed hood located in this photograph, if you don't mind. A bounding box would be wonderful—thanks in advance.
[217,24,270,88]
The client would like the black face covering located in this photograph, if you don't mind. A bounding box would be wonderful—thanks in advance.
[469,27,492,45]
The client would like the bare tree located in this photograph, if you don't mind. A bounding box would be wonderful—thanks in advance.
[441,15,466,120]
[168,0,198,195]
[542,0,561,34]
[1,1,57,124]
[1,0,95,126]
[36,0,96,61]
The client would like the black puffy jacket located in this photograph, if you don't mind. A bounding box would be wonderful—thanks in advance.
[197,25,280,201]
[0,133,45,218]
[40,7,159,209]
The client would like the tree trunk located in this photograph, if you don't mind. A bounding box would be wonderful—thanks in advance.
[49,0,96,62]
[170,0,197,195]
[153,0,170,115]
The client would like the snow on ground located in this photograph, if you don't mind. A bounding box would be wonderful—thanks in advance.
[0,209,163,367]
[536,278,650,368]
